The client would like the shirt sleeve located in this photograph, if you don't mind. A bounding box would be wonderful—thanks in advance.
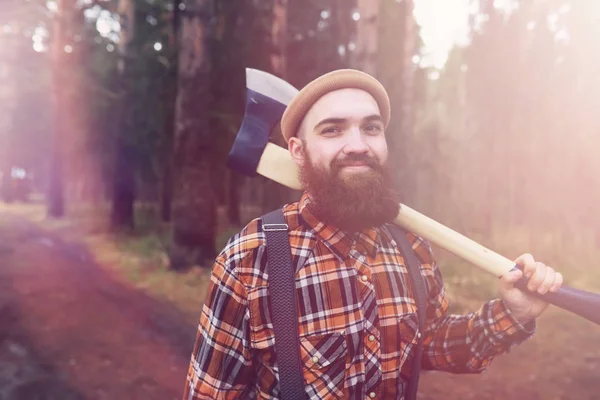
[414,238,536,373]
[182,254,255,399]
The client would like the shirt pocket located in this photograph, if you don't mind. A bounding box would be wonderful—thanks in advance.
[396,312,420,374]
[299,332,347,398]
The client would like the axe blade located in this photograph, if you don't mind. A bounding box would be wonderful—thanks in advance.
[226,69,299,177]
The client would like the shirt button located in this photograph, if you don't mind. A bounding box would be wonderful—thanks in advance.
[416,331,422,339]
[361,275,368,282]
[369,392,376,398]
[368,335,375,342]
[311,356,319,363]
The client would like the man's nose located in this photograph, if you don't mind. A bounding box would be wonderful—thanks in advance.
[343,127,369,154]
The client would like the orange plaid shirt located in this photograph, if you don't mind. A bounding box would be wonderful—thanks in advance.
[183,194,534,399]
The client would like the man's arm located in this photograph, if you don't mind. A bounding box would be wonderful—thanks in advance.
[413,238,535,373]
[182,254,254,399]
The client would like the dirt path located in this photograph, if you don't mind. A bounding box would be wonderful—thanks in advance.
[0,212,195,400]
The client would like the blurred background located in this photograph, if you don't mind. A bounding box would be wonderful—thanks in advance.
[0,0,599,399]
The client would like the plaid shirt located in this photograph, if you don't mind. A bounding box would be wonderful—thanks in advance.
[183,194,534,399]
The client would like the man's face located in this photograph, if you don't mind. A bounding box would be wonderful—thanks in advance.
[289,88,388,179]
[288,88,399,232]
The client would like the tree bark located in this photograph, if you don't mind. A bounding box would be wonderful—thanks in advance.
[261,0,297,213]
[110,0,136,229]
[226,170,241,226]
[48,0,76,217]
[271,0,287,78]
[354,0,379,75]
[0,30,16,202]
[160,0,183,222]
[376,0,417,198]
[170,0,217,269]
[160,152,174,221]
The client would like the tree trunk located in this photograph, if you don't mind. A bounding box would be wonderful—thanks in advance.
[213,0,251,227]
[160,0,183,222]
[261,0,297,213]
[170,0,217,270]
[110,0,136,229]
[160,152,174,222]
[271,0,287,78]
[354,0,379,75]
[226,170,242,226]
[376,0,417,199]
[1,33,16,203]
[48,0,78,217]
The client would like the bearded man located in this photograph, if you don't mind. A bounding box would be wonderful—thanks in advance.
[182,70,563,400]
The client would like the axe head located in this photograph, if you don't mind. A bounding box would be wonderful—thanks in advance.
[226,68,299,176]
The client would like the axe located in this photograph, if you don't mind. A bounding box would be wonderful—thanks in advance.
[227,68,600,326]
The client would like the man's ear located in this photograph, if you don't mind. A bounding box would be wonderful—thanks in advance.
[288,137,306,167]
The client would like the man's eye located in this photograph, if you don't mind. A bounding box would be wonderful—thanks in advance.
[365,124,382,132]
[322,126,340,135]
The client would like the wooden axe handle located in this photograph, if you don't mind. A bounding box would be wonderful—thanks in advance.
[258,143,600,325]
[257,143,303,191]
[395,204,512,276]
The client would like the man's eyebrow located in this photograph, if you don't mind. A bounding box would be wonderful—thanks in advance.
[363,114,384,123]
[313,115,383,130]
[314,117,348,130]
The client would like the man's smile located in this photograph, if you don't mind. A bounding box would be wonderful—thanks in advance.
[341,164,371,172]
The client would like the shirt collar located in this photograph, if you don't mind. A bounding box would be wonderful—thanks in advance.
[298,193,380,260]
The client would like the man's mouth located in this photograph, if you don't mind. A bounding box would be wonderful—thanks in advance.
[341,163,371,170]
[342,161,370,167]
[338,160,375,172]
[332,155,380,174]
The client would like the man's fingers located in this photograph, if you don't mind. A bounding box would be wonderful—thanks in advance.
[515,253,535,266]
[511,254,564,295]
[527,262,547,292]
[515,253,536,278]
[550,272,564,293]
[537,266,555,295]
[502,268,523,284]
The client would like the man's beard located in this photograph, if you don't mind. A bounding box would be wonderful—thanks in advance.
[299,152,401,232]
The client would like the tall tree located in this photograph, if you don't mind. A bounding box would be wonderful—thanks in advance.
[376,0,418,199]
[170,0,217,269]
[110,0,136,228]
[48,0,77,217]
[160,0,183,222]
[354,0,378,75]
[261,0,298,213]
[271,0,288,78]
[211,0,251,227]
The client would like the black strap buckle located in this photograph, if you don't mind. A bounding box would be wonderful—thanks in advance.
[263,223,289,232]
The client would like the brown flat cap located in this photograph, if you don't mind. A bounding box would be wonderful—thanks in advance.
[280,69,391,141]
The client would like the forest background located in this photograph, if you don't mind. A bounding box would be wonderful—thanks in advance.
[1,1,599,398]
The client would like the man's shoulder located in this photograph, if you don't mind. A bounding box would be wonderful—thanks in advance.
[381,224,436,266]
[220,216,267,262]
[408,232,436,266]
[218,201,303,266]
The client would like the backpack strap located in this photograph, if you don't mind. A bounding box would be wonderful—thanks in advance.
[262,209,305,400]
[387,224,427,400]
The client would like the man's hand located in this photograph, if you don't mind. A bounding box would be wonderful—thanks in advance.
[499,253,564,325]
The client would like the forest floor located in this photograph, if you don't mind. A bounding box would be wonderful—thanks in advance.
[0,210,195,399]
[1,200,599,399]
